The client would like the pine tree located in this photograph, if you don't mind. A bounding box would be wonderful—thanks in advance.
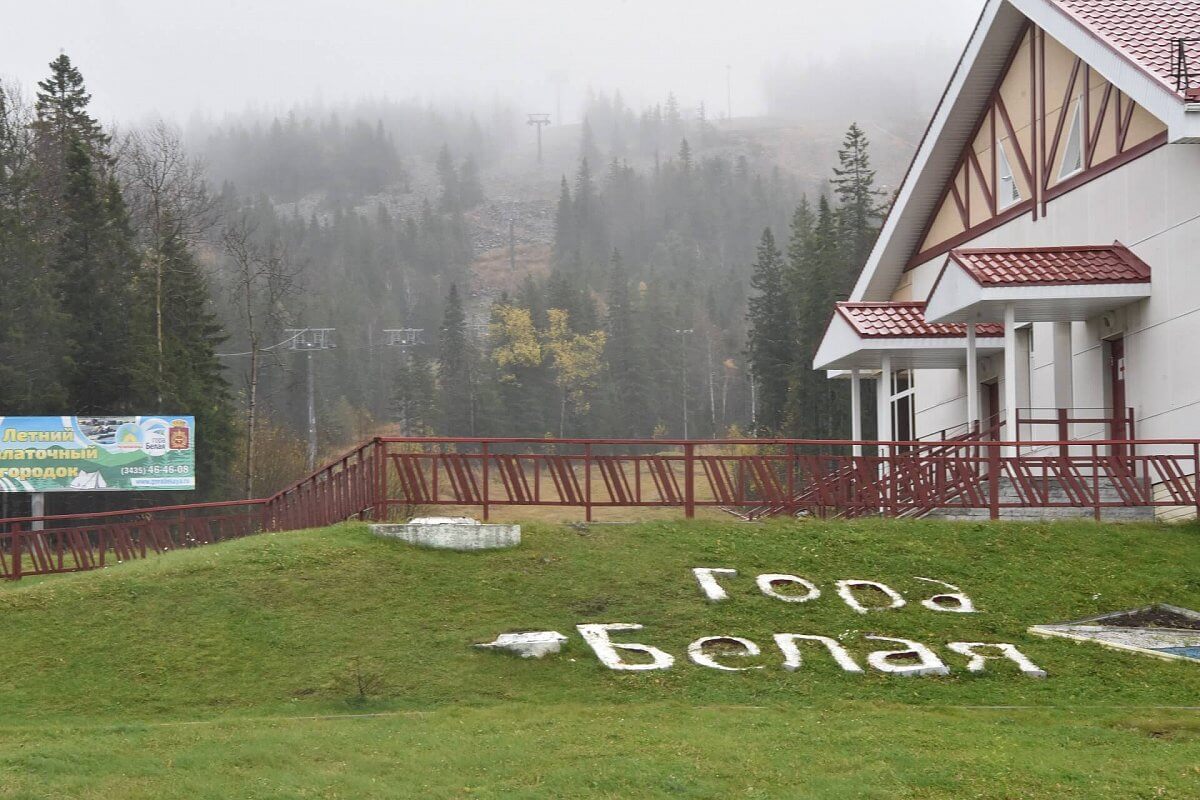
[436,143,460,212]
[392,349,437,435]
[0,84,67,413]
[33,54,107,155]
[458,155,484,208]
[831,123,886,269]
[603,250,649,436]
[745,228,791,434]
[157,231,237,496]
[437,283,476,434]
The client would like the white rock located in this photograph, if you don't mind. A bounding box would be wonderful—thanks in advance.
[475,631,568,658]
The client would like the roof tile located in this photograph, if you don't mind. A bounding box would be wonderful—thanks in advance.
[836,302,1005,339]
[948,243,1152,285]
[1052,0,1200,95]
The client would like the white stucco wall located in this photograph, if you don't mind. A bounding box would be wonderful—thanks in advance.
[900,142,1200,442]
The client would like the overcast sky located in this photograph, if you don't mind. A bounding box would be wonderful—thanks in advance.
[4,0,985,125]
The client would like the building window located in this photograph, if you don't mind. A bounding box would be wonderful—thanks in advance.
[997,139,1022,209]
[891,370,917,445]
[1058,100,1084,180]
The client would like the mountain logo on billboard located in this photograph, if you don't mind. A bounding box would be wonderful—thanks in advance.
[142,424,169,457]
[113,423,143,452]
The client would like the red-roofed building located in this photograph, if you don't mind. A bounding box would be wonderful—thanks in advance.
[813,0,1200,517]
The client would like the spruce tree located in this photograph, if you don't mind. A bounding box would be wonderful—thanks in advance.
[437,283,476,434]
[602,250,649,436]
[0,85,67,412]
[831,123,886,269]
[745,228,791,434]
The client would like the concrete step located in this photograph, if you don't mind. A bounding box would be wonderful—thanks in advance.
[925,476,1156,521]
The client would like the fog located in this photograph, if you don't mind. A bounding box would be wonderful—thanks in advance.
[7,0,984,125]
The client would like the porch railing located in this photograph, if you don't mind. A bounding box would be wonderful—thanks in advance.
[3,434,1198,580]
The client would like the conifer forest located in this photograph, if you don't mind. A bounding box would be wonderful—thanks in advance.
[0,52,931,506]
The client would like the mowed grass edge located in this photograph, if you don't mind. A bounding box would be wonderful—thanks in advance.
[1,518,1198,798]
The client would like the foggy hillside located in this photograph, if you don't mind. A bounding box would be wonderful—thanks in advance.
[0,0,981,504]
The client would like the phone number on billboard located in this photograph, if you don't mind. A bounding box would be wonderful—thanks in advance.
[120,465,192,476]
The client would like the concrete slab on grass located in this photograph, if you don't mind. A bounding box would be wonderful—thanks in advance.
[370,518,520,551]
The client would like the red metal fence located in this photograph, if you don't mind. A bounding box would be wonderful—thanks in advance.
[3,435,1198,580]
[375,436,1200,523]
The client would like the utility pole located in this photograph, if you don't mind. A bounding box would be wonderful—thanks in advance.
[509,217,516,271]
[675,328,694,439]
[527,114,551,164]
[287,328,336,470]
[726,64,732,123]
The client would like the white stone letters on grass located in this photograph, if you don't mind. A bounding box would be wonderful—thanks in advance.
[836,580,907,614]
[865,636,950,677]
[485,570,1045,678]
[947,642,1047,678]
[690,568,975,614]
[915,577,978,613]
[773,634,863,673]
[692,568,738,602]
[687,636,765,671]
[576,623,676,671]
[756,574,821,604]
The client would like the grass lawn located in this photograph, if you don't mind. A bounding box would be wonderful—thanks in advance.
[1,517,1199,798]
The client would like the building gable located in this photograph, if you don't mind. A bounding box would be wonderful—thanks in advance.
[911,23,1168,268]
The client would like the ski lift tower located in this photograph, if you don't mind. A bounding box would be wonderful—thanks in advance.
[527,113,551,164]
[286,328,337,470]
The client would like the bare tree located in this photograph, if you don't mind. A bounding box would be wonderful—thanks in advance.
[120,120,218,404]
[221,216,299,498]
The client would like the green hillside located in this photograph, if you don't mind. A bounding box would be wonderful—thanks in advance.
[2,519,1199,798]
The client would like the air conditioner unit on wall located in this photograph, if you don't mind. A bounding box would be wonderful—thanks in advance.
[1100,309,1127,338]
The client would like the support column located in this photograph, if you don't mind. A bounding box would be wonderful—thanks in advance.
[965,324,979,432]
[1003,303,1019,457]
[877,355,893,456]
[850,369,863,457]
[1052,321,1074,415]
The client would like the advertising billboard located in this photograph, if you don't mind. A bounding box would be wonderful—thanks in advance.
[0,416,196,492]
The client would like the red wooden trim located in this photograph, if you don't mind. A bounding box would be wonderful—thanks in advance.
[966,146,995,217]
[1044,56,1082,194]
[1086,81,1113,169]
[1083,65,1091,164]
[996,94,1034,193]
[1117,92,1136,152]
[990,106,997,212]
[1045,131,1167,203]
[1039,27,1048,215]
[906,21,1031,264]
[1029,27,1039,221]
[948,178,969,228]
[905,200,1035,270]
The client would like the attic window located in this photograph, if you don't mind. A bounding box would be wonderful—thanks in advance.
[997,139,1021,209]
[1058,100,1084,180]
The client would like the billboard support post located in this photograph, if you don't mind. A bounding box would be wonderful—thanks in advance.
[30,493,44,531]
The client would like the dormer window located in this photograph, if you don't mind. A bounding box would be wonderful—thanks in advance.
[997,139,1021,209]
[1058,99,1084,180]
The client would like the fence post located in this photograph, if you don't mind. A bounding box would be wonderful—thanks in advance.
[584,443,593,523]
[374,438,386,522]
[1093,442,1101,522]
[786,443,796,516]
[1195,442,1200,523]
[988,441,1000,520]
[684,442,695,519]
[9,524,20,581]
[481,441,490,522]
[1057,408,1069,460]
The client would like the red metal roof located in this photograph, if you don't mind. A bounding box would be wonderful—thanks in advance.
[947,242,1152,286]
[1051,0,1200,96]
[836,302,1005,339]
